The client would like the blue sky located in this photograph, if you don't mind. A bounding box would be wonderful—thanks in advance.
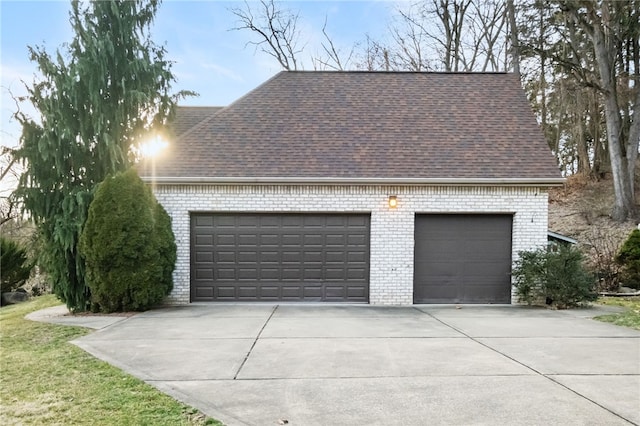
[1,0,399,150]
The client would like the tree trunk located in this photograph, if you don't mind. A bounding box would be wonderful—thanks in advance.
[628,88,640,195]
[507,0,520,75]
[589,3,636,220]
[576,91,591,175]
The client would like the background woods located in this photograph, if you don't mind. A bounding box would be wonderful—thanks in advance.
[233,0,640,221]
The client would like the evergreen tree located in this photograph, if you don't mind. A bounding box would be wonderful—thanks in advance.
[0,238,33,294]
[79,168,176,313]
[617,229,640,289]
[13,0,191,311]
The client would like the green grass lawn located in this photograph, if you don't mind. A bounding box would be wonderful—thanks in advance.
[0,295,222,425]
[594,296,640,330]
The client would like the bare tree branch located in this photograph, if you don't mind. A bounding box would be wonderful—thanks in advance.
[312,16,354,71]
[230,0,304,70]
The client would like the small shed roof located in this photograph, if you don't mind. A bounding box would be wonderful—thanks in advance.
[547,231,578,245]
[142,71,562,185]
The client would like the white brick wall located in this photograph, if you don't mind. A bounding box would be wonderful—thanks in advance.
[154,185,549,305]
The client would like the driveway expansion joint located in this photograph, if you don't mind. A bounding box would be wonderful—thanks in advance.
[232,304,278,380]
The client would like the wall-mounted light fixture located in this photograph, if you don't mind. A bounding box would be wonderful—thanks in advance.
[388,195,398,209]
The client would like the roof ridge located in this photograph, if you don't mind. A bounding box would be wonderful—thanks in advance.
[177,106,223,109]
[282,70,512,75]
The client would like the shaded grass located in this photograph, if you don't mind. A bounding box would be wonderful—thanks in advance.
[0,295,222,425]
[594,297,640,330]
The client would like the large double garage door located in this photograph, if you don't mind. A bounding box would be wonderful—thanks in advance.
[191,213,512,304]
[191,213,370,302]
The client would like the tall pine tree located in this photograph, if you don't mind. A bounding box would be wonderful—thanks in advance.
[14,0,191,311]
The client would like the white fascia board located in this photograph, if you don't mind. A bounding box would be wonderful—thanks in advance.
[140,176,566,187]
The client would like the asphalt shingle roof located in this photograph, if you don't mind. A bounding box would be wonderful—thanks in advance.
[144,71,562,184]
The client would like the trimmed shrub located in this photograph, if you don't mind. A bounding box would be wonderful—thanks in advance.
[513,245,597,308]
[79,168,176,312]
[0,238,33,294]
[616,229,640,289]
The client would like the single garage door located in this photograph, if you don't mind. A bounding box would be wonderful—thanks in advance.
[191,213,370,302]
[414,214,513,304]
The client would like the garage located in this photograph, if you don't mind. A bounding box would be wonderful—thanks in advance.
[191,213,370,302]
[413,214,513,304]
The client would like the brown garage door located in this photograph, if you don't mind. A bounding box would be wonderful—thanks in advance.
[414,214,513,304]
[191,213,370,302]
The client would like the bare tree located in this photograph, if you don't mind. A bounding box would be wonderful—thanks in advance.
[230,0,304,70]
[378,0,509,73]
[469,1,508,72]
[560,0,640,221]
[312,17,355,71]
[351,35,390,71]
[507,0,520,74]
[387,6,433,71]
[0,146,20,226]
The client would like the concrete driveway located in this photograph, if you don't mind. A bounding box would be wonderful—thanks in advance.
[55,304,640,425]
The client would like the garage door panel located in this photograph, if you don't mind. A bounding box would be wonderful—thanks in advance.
[326,234,346,246]
[279,286,301,298]
[302,286,322,298]
[326,269,346,279]
[282,251,302,263]
[304,251,323,262]
[325,216,346,226]
[261,268,280,279]
[304,269,323,280]
[194,215,214,226]
[282,234,302,246]
[261,251,279,262]
[347,252,366,262]
[347,268,366,279]
[326,251,345,262]
[347,286,367,298]
[214,216,234,226]
[217,269,236,280]
[325,286,346,298]
[238,268,258,280]
[414,214,512,304]
[347,234,367,245]
[260,216,280,227]
[216,235,235,246]
[282,268,302,279]
[259,234,278,245]
[195,268,213,280]
[302,216,324,227]
[195,234,214,246]
[348,216,369,226]
[195,287,214,298]
[282,216,303,227]
[237,286,258,298]
[237,216,258,226]
[195,251,213,263]
[304,234,323,245]
[259,286,279,298]
[237,252,257,263]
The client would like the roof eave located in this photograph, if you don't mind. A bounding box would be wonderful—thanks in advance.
[140,176,565,187]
